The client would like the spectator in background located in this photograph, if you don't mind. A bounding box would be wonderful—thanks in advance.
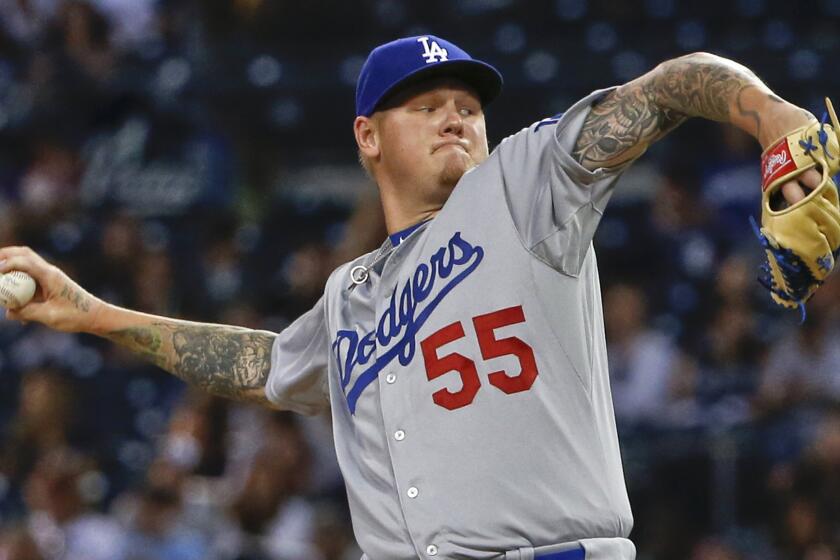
[713,253,758,309]
[213,412,318,560]
[11,1,116,139]
[647,164,721,323]
[699,126,762,245]
[93,213,143,308]
[1,0,157,54]
[278,242,332,315]
[83,0,158,50]
[692,302,763,427]
[1,369,82,500]
[23,447,126,560]
[132,249,180,317]
[803,546,838,560]
[0,524,44,560]
[328,189,387,270]
[202,234,246,312]
[0,203,17,248]
[158,392,229,480]
[777,497,830,560]
[310,503,361,560]
[756,278,840,418]
[605,283,697,429]
[688,537,743,560]
[767,411,840,558]
[121,486,207,560]
[52,0,115,84]
[17,135,80,220]
[0,0,61,47]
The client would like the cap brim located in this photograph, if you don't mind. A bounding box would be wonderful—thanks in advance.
[373,59,503,114]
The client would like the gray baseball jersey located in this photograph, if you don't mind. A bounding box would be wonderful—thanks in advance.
[266,88,636,560]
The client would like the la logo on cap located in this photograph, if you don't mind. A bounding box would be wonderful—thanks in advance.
[417,36,448,64]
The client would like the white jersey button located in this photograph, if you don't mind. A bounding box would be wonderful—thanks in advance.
[407,486,419,498]
[426,544,438,556]
[385,373,396,384]
[394,430,405,441]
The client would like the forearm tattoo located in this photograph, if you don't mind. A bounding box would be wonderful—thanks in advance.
[108,323,276,404]
[60,284,91,312]
[573,53,784,168]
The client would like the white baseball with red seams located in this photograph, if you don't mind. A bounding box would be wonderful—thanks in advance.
[0,271,37,309]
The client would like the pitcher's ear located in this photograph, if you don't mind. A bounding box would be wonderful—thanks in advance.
[354,116,380,159]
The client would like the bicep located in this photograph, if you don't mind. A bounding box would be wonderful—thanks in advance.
[572,75,687,171]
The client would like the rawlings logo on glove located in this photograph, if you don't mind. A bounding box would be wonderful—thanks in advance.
[762,150,790,181]
[752,97,840,319]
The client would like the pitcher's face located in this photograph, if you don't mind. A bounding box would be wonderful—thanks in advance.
[367,78,490,193]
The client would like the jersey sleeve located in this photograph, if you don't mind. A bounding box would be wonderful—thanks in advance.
[265,295,330,415]
[496,86,637,277]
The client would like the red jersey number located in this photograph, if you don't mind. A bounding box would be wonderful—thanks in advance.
[420,305,539,410]
[473,305,539,394]
[420,321,481,410]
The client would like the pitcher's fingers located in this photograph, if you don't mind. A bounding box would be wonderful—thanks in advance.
[782,181,807,205]
[13,300,46,322]
[0,254,52,281]
[3,307,33,322]
[799,168,822,190]
[0,255,33,273]
[0,246,30,257]
[0,246,42,262]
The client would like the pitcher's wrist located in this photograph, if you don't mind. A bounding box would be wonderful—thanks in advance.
[85,297,115,337]
[757,102,815,150]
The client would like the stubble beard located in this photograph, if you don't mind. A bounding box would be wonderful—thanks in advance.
[438,151,475,189]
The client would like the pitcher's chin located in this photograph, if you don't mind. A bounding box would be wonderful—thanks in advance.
[438,155,475,189]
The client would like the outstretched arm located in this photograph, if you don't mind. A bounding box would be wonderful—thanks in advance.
[0,246,277,407]
[103,316,276,406]
[573,52,815,174]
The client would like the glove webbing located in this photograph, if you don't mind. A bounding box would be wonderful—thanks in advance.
[800,111,836,163]
[749,215,812,322]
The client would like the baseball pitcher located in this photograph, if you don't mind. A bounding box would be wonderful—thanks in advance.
[2,35,837,559]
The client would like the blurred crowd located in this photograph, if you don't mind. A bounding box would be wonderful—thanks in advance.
[0,0,839,559]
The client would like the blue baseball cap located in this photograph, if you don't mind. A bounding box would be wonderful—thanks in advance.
[355,35,503,117]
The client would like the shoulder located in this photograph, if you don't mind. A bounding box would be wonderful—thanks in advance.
[492,87,619,155]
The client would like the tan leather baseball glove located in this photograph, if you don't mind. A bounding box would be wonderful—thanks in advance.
[753,98,840,317]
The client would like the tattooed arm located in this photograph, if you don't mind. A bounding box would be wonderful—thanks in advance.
[573,52,815,171]
[0,246,277,407]
[104,320,276,405]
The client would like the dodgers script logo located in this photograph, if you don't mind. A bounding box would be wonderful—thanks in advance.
[332,232,484,414]
[417,36,448,64]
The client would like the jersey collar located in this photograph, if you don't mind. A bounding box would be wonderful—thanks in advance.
[389,218,431,247]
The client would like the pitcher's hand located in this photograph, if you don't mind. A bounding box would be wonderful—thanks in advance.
[0,246,104,333]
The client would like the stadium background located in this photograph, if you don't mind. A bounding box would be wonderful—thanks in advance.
[0,0,839,558]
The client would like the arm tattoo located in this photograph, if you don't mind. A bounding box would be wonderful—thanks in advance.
[108,322,276,404]
[573,85,687,168]
[112,326,166,369]
[573,53,787,168]
[60,284,91,312]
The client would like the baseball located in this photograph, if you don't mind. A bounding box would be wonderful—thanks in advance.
[0,271,37,309]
